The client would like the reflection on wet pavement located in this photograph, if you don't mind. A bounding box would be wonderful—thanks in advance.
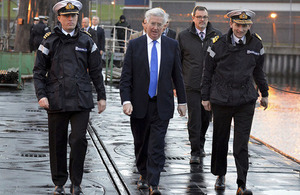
[252,78,300,161]
[90,84,300,195]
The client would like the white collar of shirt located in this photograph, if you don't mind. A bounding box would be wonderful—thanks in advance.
[163,28,169,35]
[91,25,97,30]
[196,28,206,37]
[232,34,246,45]
[62,29,75,37]
[142,30,146,35]
[146,34,161,82]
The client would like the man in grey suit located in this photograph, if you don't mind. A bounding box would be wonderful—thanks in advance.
[120,7,186,195]
[162,19,176,39]
[81,17,98,44]
[91,16,106,55]
[129,18,147,40]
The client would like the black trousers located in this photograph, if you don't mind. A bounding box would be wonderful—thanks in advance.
[48,111,90,186]
[186,90,210,156]
[130,100,169,186]
[211,103,255,186]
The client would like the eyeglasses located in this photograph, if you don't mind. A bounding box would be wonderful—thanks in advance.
[194,16,209,20]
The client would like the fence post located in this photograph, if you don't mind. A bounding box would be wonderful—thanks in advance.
[105,51,110,83]
[18,52,22,89]
[109,52,114,85]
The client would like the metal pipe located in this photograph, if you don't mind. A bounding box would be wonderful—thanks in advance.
[7,0,10,37]
[1,0,4,36]
[289,0,292,44]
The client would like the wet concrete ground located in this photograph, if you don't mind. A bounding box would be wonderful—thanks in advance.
[252,86,300,161]
[0,81,116,194]
[91,85,300,195]
[0,80,300,194]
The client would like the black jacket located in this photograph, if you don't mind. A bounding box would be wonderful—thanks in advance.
[94,26,105,51]
[177,22,222,90]
[32,21,50,51]
[111,20,131,40]
[81,27,98,45]
[201,28,269,106]
[164,28,176,39]
[33,24,106,113]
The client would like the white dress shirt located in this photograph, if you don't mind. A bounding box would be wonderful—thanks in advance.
[147,34,161,96]
[91,25,98,30]
[147,35,161,78]
[123,35,162,105]
[195,28,206,39]
[62,29,75,37]
[232,34,246,45]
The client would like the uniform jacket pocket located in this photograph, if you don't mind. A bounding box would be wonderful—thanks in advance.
[46,81,63,111]
[77,82,94,109]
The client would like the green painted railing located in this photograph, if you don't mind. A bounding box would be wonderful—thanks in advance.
[0,52,35,75]
[0,52,35,88]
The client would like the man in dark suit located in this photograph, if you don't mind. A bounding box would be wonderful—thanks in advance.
[81,17,98,44]
[120,7,186,195]
[177,6,222,164]
[162,19,176,39]
[91,16,105,55]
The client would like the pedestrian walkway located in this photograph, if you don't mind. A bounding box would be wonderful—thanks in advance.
[90,86,300,195]
[0,81,299,194]
[0,82,117,194]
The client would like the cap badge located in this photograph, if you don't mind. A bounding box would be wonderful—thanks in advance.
[239,12,248,19]
[66,3,74,10]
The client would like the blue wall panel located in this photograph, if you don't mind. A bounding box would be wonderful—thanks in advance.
[125,0,149,6]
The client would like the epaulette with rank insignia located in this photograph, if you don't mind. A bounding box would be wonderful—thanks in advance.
[83,31,92,37]
[212,35,219,43]
[43,32,52,39]
[254,33,262,41]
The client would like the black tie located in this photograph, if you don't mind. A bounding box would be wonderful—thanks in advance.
[236,39,243,46]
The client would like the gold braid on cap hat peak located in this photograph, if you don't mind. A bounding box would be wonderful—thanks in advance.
[66,2,75,10]
[239,12,248,19]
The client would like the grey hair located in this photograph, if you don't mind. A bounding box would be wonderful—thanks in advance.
[92,16,99,21]
[145,7,168,25]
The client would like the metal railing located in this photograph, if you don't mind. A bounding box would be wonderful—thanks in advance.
[100,25,138,84]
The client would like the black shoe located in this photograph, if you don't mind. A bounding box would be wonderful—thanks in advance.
[53,186,65,194]
[236,186,252,195]
[200,149,206,157]
[70,185,84,195]
[215,175,225,190]
[149,186,161,195]
[137,175,149,189]
[190,156,201,164]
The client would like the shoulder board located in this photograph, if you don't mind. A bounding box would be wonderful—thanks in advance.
[255,33,262,41]
[83,31,92,37]
[43,32,52,39]
[212,35,219,43]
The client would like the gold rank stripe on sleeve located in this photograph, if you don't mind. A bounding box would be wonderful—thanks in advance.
[255,33,262,41]
[43,32,51,39]
[83,31,92,37]
[212,35,219,43]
